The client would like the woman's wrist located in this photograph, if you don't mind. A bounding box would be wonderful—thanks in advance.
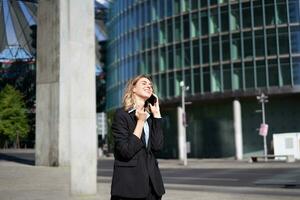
[152,111,161,118]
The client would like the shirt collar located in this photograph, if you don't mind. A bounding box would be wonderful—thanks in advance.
[128,108,150,119]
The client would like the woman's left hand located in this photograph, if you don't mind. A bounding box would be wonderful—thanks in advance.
[149,94,161,118]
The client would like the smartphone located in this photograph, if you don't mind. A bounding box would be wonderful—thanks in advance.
[145,94,157,107]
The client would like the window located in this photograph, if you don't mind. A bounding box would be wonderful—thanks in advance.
[291,26,300,54]
[233,63,242,90]
[256,60,267,87]
[193,68,201,93]
[212,65,221,92]
[221,7,229,32]
[175,44,182,68]
[175,16,181,41]
[183,14,190,39]
[230,4,240,31]
[203,67,210,92]
[193,40,200,65]
[268,59,279,86]
[278,27,289,55]
[242,2,251,28]
[223,64,231,90]
[289,0,300,23]
[201,11,208,35]
[232,33,241,60]
[255,30,265,57]
[245,62,255,88]
[222,35,230,61]
[184,42,191,66]
[253,0,263,27]
[243,31,253,59]
[210,8,219,34]
[265,0,275,25]
[191,12,199,37]
[202,38,209,64]
[212,36,220,62]
[266,29,277,56]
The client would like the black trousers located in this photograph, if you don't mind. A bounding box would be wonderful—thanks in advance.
[111,181,162,200]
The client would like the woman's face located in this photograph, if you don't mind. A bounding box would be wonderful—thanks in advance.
[133,77,153,100]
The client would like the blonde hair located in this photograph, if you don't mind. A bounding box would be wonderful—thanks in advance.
[122,74,153,111]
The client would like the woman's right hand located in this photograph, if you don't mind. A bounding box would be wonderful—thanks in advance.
[135,105,148,122]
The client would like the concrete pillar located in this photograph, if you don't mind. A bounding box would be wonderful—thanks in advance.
[36,0,70,166]
[36,0,97,195]
[68,0,97,195]
[233,100,243,160]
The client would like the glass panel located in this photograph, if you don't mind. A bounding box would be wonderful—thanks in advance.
[183,14,190,39]
[280,58,291,85]
[151,0,158,21]
[203,67,210,92]
[153,23,159,46]
[212,65,221,92]
[265,0,275,25]
[193,40,200,65]
[222,34,230,61]
[231,33,241,60]
[159,0,165,19]
[174,0,181,14]
[169,72,175,96]
[167,19,173,43]
[243,31,253,59]
[161,73,167,98]
[278,27,289,55]
[291,26,300,54]
[175,16,181,41]
[166,0,173,17]
[184,42,191,66]
[201,11,208,35]
[159,21,166,44]
[167,46,174,69]
[230,4,240,31]
[191,12,199,37]
[182,0,190,12]
[293,57,300,85]
[256,60,267,87]
[253,0,263,27]
[221,6,229,32]
[191,0,198,10]
[267,29,277,56]
[212,36,220,62]
[276,0,287,24]
[193,68,201,93]
[233,63,242,90]
[159,47,167,71]
[146,51,152,74]
[255,30,265,57]
[175,44,182,68]
[223,64,231,90]
[242,2,251,28]
[153,50,159,73]
[202,38,209,64]
[245,62,255,88]
[289,0,300,23]
[210,8,219,34]
[268,59,279,86]
[175,71,182,96]
[201,0,208,8]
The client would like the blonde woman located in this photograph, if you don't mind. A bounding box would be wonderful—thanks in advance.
[110,75,165,200]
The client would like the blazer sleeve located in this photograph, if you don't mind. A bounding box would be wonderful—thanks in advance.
[112,109,144,160]
[150,117,164,152]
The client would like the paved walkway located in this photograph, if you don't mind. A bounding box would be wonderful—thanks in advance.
[1,150,300,200]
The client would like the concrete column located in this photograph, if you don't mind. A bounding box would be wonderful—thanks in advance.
[68,0,97,195]
[36,0,97,195]
[233,100,243,160]
[36,0,70,166]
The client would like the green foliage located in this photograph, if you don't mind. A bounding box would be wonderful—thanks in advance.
[0,85,29,144]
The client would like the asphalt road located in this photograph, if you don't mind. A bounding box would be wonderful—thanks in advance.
[1,151,300,191]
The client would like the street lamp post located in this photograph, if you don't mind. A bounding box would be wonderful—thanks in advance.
[179,81,189,166]
[256,93,269,161]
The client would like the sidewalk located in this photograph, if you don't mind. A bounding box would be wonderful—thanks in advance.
[1,153,300,200]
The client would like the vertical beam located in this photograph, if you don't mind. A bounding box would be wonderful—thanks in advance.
[36,0,70,167]
[233,99,243,160]
[68,0,97,195]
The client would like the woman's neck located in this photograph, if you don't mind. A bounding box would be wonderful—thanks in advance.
[134,96,146,108]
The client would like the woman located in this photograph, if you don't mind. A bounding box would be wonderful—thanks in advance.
[110,75,165,200]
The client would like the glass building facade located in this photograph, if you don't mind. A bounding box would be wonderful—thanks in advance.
[107,0,300,158]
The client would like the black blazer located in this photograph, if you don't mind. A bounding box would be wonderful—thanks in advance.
[110,108,165,198]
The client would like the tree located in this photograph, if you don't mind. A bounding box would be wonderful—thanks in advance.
[0,85,29,148]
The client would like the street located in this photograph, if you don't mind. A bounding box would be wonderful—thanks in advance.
[1,150,300,200]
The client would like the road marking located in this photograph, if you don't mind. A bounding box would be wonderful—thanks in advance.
[164,177,239,181]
